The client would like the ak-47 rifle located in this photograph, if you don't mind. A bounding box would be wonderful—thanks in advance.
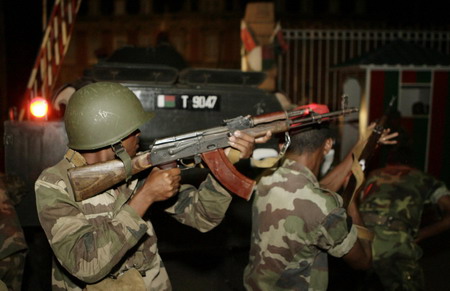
[341,96,397,209]
[68,103,358,202]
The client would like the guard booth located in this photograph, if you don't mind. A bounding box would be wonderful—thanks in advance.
[334,39,450,185]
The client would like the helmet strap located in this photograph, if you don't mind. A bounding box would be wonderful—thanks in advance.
[112,142,132,182]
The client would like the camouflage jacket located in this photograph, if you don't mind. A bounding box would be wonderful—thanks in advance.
[244,158,357,291]
[359,164,450,261]
[35,149,232,291]
[0,188,27,261]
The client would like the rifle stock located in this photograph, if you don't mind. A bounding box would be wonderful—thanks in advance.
[68,104,359,202]
[69,152,152,201]
[341,97,396,208]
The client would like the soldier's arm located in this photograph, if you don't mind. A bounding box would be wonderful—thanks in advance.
[342,234,372,270]
[319,149,353,192]
[165,174,232,232]
[342,199,372,270]
[415,194,450,243]
[164,130,267,232]
[320,124,398,192]
[36,173,149,283]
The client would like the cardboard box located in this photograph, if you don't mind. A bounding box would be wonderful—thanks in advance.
[244,2,274,23]
[247,22,274,45]
[244,2,275,45]
[242,2,277,91]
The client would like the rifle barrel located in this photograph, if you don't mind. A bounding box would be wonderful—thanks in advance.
[289,107,359,129]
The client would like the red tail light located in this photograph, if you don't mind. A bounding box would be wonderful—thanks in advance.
[30,97,48,118]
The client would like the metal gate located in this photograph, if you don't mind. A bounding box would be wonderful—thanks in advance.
[278,29,450,109]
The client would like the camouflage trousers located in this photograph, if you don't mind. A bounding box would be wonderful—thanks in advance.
[0,250,27,291]
[372,258,425,291]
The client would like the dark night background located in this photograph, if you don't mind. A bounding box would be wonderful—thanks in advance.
[1,0,449,118]
[1,1,450,290]
[1,1,43,114]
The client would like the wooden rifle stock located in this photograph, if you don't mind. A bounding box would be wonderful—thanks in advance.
[341,124,384,208]
[69,152,152,201]
[341,97,396,208]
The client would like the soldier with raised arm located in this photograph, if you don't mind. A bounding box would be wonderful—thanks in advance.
[243,108,398,291]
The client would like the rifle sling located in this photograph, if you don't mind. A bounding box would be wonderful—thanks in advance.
[112,143,132,182]
[226,148,241,164]
[347,153,365,206]
[354,225,374,241]
[352,127,373,159]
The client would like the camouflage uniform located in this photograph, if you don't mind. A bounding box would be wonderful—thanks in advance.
[35,149,232,290]
[359,164,450,291]
[244,158,357,291]
[0,174,27,291]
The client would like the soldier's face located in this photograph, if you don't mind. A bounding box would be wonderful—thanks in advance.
[122,129,141,157]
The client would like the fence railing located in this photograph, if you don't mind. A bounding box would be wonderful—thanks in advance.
[277,29,450,109]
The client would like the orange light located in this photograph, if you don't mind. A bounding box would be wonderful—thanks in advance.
[30,97,48,118]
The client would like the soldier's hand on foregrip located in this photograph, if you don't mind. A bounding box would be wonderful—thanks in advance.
[377,128,398,145]
[255,130,272,144]
[227,130,255,159]
[226,130,272,159]
[364,122,398,146]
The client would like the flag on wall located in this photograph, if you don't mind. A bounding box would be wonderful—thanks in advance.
[270,22,289,55]
[262,45,275,70]
[240,20,257,52]
[157,95,176,108]
[246,46,262,71]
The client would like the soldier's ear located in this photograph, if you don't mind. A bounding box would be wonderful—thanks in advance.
[323,138,333,155]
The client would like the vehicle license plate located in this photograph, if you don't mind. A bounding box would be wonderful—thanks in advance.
[156,94,220,111]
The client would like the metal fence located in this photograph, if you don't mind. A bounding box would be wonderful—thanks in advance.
[277,29,450,109]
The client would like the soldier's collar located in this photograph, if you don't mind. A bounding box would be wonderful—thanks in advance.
[281,158,319,186]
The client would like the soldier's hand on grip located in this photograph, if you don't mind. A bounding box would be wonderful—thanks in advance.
[128,167,181,216]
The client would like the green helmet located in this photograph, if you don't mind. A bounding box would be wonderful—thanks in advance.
[65,82,154,150]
